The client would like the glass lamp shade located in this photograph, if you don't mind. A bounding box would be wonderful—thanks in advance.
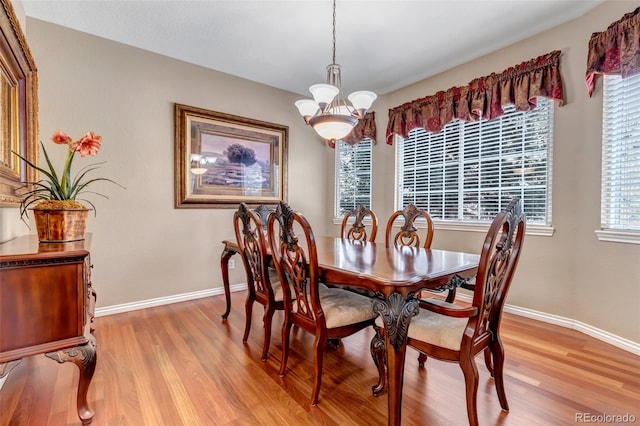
[309,114,358,141]
[191,167,207,175]
[309,84,340,105]
[348,91,377,112]
[295,99,320,118]
[190,154,211,175]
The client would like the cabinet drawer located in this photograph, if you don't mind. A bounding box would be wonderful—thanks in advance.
[0,262,85,353]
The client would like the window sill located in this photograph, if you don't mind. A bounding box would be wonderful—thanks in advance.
[334,217,554,237]
[332,218,375,226]
[434,221,555,237]
[595,229,640,245]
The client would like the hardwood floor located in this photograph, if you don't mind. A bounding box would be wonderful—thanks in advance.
[1,291,638,425]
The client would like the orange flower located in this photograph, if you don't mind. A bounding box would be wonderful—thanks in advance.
[73,132,102,157]
[12,129,123,218]
[51,130,72,145]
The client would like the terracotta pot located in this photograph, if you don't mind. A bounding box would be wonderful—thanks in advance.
[33,208,90,243]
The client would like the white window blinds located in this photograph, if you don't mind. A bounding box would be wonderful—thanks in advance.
[601,73,640,233]
[335,139,373,218]
[396,97,553,225]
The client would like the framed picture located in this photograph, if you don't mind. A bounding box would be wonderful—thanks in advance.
[174,104,288,208]
[0,0,38,206]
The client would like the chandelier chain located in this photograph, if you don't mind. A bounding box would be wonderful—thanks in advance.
[332,0,336,65]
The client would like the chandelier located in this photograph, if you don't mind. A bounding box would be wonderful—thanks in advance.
[294,0,376,144]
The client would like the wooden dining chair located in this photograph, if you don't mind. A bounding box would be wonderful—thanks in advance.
[340,205,378,242]
[385,204,457,303]
[267,201,377,405]
[233,202,283,361]
[372,198,526,426]
[385,203,434,249]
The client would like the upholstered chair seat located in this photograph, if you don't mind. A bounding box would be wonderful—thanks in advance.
[375,300,467,351]
[316,284,377,328]
[270,279,285,303]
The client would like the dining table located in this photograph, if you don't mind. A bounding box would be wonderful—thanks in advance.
[220,236,480,426]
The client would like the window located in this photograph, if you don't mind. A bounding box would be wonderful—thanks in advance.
[598,73,640,244]
[395,97,553,232]
[335,138,373,218]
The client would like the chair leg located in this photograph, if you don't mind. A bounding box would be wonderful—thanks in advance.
[460,352,480,426]
[490,336,509,411]
[261,303,276,362]
[279,314,292,377]
[311,332,327,406]
[417,352,428,367]
[483,347,494,376]
[370,325,386,397]
[242,295,254,343]
[445,287,457,303]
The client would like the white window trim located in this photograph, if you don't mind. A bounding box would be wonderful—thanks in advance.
[435,221,555,236]
[595,229,640,245]
[597,73,640,242]
[332,217,375,226]
[340,216,554,236]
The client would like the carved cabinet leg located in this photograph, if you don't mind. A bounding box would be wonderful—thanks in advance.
[45,335,97,425]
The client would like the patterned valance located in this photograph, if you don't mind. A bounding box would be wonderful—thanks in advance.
[585,7,640,96]
[386,50,564,144]
[329,111,376,148]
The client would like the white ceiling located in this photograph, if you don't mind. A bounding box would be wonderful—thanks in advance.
[22,0,604,96]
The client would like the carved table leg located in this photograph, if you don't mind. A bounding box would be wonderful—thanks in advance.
[45,335,97,425]
[220,246,236,320]
[372,293,419,426]
[0,359,22,378]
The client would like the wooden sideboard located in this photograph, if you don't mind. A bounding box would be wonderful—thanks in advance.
[0,234,96,424]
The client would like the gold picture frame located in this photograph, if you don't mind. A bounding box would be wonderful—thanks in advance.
[174,104,288,208]
[0,0,38,206]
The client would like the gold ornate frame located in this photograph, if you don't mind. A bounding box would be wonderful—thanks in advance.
[174,104,288,208]
[0,0,38,206]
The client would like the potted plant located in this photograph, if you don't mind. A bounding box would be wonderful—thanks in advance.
[14,130,122,243]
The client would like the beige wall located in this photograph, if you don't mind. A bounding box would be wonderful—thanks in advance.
[1,0,637,343]
[326,0,640,342]
[4,17,329,308]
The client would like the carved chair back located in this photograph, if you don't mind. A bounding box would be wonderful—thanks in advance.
[385,204,434,248]
[468,197,526,341]
[267,201,324,328]
[233,202,274,303]
[340,205,378,242]
[254,204,273,234]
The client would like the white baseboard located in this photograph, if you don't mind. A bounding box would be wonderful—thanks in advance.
[454,293,640,356]
[95,283,248,317]
[95,285,639,356]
